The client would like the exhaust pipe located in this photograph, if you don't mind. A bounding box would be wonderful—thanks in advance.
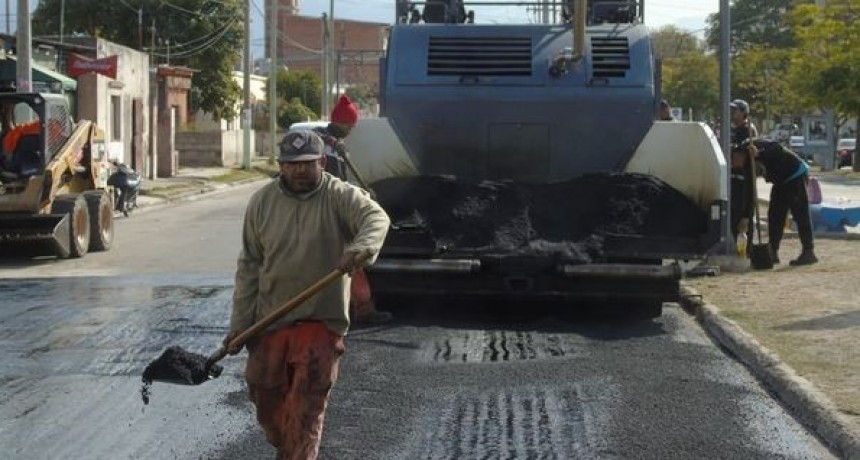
[369,258,481,274]
[558,263,682,280]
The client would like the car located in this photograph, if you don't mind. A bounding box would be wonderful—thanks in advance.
[837,138,856,168]
[789,135,806,159]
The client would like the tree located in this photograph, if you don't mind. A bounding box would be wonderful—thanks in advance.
[661,52,719,121]
[32,0,244,121]
[730,46,801,130]
[650,25,703,61]
[269,69,322,120]
[788,0,860,170]
[278,98,317,128]
[704,0,802,53]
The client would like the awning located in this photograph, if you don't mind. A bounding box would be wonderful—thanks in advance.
[1,55,77,92]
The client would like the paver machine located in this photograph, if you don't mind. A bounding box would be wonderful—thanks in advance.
[0,93,114,258]
[359,0,728,316]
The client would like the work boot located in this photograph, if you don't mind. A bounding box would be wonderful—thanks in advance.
[789,249,818,266]
[354,310,393,325]
[351,301,393,325]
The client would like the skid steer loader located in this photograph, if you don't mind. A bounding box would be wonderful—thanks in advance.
[0,93,114,258]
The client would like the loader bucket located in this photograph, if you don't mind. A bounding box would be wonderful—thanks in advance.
[0,213,70,258]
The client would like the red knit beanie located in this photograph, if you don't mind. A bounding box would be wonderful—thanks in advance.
[330,95,359,125]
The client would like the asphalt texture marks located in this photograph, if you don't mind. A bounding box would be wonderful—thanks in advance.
[0,279,836,460]
[314,303,835,460]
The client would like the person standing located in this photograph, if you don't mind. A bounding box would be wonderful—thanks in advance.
[224,129,390,459]
[658,99,675,121]
[314,94,393,324]
[752,138,818,266]
[730,140,755,253]
[729,100,757,249]
[730,99,759,139]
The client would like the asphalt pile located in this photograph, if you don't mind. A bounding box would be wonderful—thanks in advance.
[140,346,223,405]
[373,173,706,262]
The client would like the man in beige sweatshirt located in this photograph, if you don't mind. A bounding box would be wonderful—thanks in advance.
[223,129,390,460]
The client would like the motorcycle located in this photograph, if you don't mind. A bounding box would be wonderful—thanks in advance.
[107,161,141,217]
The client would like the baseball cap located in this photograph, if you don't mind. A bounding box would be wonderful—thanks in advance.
[730,99,749,114]
[278,129,324,163]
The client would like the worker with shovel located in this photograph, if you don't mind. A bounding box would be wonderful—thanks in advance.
[225,129,390,460]
[314,94,393,325]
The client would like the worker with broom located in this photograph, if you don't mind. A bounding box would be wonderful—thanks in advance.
[224,129,390,459]
[313,94,393,325]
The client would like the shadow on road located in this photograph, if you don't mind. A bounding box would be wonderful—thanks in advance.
[367,296,668,341]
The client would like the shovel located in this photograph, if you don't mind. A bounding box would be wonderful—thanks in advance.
[337,146,377,200]
[141,256,367,403]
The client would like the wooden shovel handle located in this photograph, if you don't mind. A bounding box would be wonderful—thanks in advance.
[207,253,372,366]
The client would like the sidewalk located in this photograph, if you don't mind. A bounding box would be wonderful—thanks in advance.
[757,171,860,235]
[136,160,277,209]
[692,168,860,457]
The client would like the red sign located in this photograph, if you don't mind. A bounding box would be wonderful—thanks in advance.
[67,54,119,79]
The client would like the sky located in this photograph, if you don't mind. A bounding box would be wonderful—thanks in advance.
[3,1,720,58]
[249,0,722,54]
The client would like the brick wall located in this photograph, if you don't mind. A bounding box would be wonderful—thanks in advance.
[266,8,387,92]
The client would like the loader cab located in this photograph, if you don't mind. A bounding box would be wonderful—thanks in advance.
[0,94,73,183]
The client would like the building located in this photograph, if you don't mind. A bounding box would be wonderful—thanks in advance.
[265,0,388,98]
[0,35,152,177]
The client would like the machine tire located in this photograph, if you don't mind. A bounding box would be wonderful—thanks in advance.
[83,190,114,251]
[51,194,91,258]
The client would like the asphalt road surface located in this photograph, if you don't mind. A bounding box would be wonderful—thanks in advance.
[0,181,837,459]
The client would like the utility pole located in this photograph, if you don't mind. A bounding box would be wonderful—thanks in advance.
[6,0,10,35]
[59,0,65,46]
[242,0,252,169]
[138,8,143,50]
[328,0,335,110]
[321,13,330,118]
[16,0,32,93]
[268,0,278,164]
[719,0,732,254]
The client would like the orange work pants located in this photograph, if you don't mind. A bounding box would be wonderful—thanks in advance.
[245,322,345,460]
[349,268,374,315]
[349,268,375,316]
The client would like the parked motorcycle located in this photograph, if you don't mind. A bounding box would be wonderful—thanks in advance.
[107,161,141,217]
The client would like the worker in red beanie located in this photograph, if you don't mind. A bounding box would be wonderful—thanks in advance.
[314,95,393,325]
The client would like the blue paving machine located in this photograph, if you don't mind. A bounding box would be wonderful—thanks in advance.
[363,0,728,316]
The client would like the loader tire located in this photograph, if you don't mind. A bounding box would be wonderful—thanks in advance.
[51,194,90,258]
[83,190,114,252]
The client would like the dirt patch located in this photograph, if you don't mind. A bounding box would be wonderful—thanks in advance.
[686,237,860,434]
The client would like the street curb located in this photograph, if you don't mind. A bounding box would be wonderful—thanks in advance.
[679,285,860,459]
[135,177,271,213]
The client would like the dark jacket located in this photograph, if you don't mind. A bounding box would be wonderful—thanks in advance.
[752,139,808,184]
[313,126,347,180]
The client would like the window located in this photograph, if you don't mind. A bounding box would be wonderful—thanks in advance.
[111,95,122,141]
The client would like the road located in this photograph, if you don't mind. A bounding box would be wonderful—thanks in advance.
[0,181,837,459]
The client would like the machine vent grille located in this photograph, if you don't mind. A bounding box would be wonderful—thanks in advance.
[591,37,630,78]
[427,37,533,77]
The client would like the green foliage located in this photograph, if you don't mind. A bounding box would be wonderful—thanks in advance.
[788,1,860,118]
[267,69,322,119]
[278,98,317,128]
[704,0,802,53]
[32,0,244,120]
[650,25,704,60]
[731,47,801,122]
[661,52,719,121]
